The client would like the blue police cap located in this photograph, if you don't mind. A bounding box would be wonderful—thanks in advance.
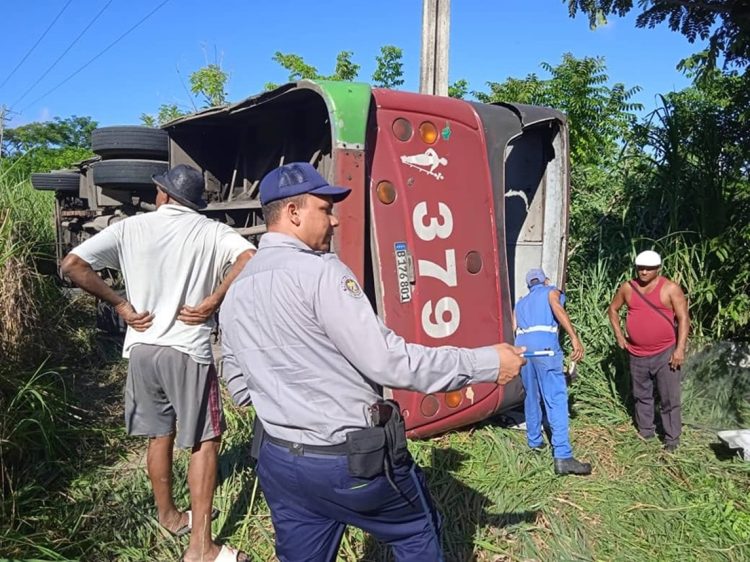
[526,268,547,287]
[260,162,351,205]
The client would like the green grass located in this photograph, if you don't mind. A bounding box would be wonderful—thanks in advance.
[1,172,749,561]
[2,383,748,562]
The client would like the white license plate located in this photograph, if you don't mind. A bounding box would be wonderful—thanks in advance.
[394,242,412,303]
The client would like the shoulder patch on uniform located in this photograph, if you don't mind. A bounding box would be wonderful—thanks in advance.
[340,275,364,299]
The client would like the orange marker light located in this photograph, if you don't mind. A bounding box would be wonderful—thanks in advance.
[445,390,463,408]
[392,118,413,141]
[419,121,438,144]
[376,181,396,204]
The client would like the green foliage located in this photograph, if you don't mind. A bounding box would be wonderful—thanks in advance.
[272,51,321,82]
[1,115,97,175]
[612,72,750,339]
[477,54,642,170]
[141,51,229,125]
[5,393,750,560]
[331,51,360,82]
[270,50,362,85]
[2,115,96,154]
[476,73,546,104]
[140,104,187,128]
[0,174,107,538]
[448,78,469,99]
[269,46,409,91]
[372,45,405,89]
[189,63,229,108]
[567,0,750,75]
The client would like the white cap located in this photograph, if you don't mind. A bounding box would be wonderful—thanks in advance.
[635,250,661,267]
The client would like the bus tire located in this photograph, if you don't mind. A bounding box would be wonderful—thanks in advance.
[91,159,168,190]
[31,172,81,192]
[91,126,168,159]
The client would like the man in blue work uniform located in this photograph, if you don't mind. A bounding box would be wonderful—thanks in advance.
[514,268,591,476]
[220,162,527,562]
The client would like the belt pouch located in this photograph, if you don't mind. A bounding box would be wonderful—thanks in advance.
[345,427,386,478]
[384,413,409,466]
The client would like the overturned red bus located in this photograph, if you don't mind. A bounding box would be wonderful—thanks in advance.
[34,80,570,438]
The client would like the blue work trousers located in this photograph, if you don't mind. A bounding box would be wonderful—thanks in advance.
[256,439,444,562]
[521,353,573,459]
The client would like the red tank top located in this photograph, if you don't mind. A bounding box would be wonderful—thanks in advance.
[626,277,676,357]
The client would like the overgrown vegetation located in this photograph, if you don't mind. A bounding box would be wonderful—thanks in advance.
[2,399,749,561]
[0,172,120,556]
[2,10,750,560]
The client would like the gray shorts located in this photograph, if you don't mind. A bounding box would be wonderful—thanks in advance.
[125,344,225,449]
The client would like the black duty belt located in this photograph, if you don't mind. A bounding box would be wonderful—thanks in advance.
[265,434,349,456]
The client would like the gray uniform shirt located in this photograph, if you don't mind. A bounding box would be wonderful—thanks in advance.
[220,232,499,446]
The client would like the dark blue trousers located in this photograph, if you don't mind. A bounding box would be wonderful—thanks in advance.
[256,440,444,562]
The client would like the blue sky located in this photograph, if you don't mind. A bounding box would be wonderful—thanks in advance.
[1,0,705,128]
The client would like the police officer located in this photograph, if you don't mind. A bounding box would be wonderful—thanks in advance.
[220,162,526,562]
[514,268,591,476]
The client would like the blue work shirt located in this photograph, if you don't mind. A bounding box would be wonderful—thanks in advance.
[514,284,563,352]
[219,232,500,446]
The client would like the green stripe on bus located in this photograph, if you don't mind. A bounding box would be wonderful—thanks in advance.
[312,80,371,148]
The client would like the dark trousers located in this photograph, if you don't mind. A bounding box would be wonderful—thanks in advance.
[257,439,444,562]
[629,346,681,446]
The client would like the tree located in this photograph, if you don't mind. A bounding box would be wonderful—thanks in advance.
[448,79,469,99]
[1,115,97,175]
[268,46,409,91]
[565,2,750,338]
[567,1,750,75]
[476,53,642,170]
[271,52,321,82]
[372,46,405,88]
[620,73,750,338]
[3,116,96,154]
[330,51,360,82]
[266,50,362,90]
[141,50,230,127]
[140,104,185,128]
[189,63,229,107]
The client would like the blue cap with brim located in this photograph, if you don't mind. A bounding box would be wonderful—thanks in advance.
[260,162,351,205]
[526,268,547,287]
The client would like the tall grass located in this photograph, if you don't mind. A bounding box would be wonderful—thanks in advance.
[2,162,748,559]
[1,234,747,560]
[0,171,58,361]
[5,398,748,561]
[0,173,107,555]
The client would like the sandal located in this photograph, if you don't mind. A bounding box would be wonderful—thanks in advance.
[181,544,249,562]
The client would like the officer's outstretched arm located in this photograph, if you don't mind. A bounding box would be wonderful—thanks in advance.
[315,259,500,394]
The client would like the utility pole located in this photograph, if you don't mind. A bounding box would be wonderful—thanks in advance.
[419,0,450,96]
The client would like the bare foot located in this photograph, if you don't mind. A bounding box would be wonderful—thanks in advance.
[159,509,189,536]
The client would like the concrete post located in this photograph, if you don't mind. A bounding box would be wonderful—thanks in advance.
[420,0,450,96]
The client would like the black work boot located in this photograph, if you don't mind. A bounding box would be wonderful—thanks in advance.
[554,457,592,476]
